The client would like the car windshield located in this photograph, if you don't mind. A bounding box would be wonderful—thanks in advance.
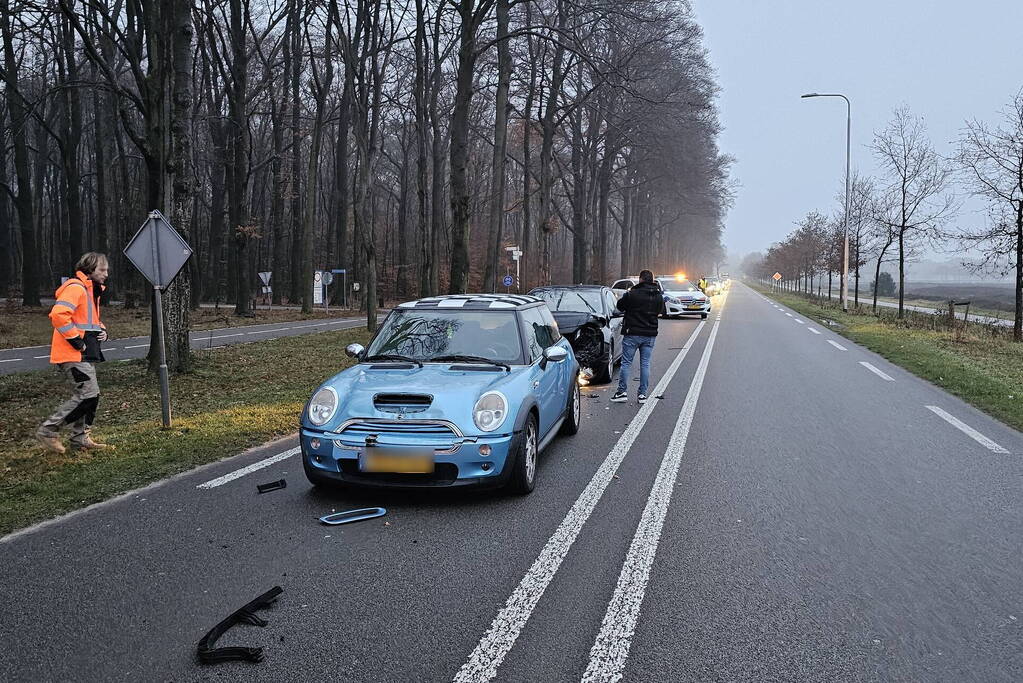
[530,288,602,315]
[366,309,523,364]
[658,278,700,293]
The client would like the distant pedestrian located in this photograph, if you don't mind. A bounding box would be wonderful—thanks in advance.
[611,270,666,404]
[35,253,114,453]
[698,277,708,292]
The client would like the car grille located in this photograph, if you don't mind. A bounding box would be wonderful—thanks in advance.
[338,460,459,486]
[337,419,460,437]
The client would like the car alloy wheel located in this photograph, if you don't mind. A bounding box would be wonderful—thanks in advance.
[523,419,538,485]
[572,384,581,426]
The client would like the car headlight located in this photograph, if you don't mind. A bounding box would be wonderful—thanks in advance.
[473,391,508,432]
[308,386,338,426]
[667,297,681,305]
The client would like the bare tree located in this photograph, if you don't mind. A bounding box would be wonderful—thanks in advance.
[954,90,1023,341]
[871,107,956,318]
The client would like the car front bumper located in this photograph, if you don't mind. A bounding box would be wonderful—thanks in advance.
[301,426,518,489]
[666,300,710,316]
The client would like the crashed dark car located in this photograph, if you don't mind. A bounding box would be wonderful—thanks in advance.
[528,285,623,384]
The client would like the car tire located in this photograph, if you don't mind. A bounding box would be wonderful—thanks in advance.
[560,383,581,435]
[506,413,539,495]
[593,343,614,384]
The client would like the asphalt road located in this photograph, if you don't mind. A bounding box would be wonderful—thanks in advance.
[0,316,368,375]
[3,283,1022,681]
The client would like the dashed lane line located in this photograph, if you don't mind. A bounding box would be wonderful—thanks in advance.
[925,406,1009,454]
[452,318,715,683]
[582,317,722,683]
[859,361,895,382]
[124,344,149,349]
[808,328,821,335]
[794,319,805,324]
[0,358,22,363]
[827,340,847,351]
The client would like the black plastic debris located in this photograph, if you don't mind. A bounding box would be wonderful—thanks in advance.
[196,586,284,665]
[256,479,287,494]
[319,507,387,526]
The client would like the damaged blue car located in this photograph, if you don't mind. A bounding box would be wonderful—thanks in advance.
[300,294,581,494]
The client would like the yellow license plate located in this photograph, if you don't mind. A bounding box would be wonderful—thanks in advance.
[360,449,435,474]
[686,304,703,310]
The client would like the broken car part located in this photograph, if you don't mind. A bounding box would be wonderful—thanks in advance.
[256,479,287,494]
[319,507,387,526]
[196,586,284,665]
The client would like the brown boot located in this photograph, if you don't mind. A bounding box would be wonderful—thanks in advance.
[71,436,114,451]
[35,432,67,454]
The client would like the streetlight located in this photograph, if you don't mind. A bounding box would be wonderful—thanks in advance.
[801,92,851,312]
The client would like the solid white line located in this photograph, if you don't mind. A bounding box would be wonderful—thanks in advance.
[925,406,1009,454]
[196,446,301,489]
[827,340,847,351]
[214,333,247,338]
[124,344,149,349]
[808,328,821,335]
[582,318,722,683]
[452,322,712,683]
[859,361,895,382]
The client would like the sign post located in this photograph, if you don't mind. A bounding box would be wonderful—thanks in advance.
[772,272,782,291]
[123,210,193,428]
[505,246,521,292]
[321,271,334,313]
[258,272,272,309]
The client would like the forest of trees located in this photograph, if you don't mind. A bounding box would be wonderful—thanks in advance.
[744,94,1023,342]
[0,0,731,369]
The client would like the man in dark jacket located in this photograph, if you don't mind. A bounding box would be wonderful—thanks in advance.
[611,270,666,403]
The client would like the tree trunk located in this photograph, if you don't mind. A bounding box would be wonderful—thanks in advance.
[447,2,478,294]
[483,0,511,293]
[2,0,41,306]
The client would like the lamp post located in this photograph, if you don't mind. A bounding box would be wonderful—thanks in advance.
[801,92,851,312]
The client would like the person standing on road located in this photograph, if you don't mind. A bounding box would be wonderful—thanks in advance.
[611,270,667,404]
[35,253,114,453]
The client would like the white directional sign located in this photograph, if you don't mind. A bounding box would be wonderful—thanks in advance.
[258,271,272,286]
[313,271,324,304]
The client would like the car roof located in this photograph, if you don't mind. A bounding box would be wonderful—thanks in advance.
[396,293,543,310]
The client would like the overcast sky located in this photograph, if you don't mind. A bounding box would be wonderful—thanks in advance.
[693,0,1023,264]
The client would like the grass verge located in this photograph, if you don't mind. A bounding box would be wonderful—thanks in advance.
[0,302,361,350]
[752,282,1023,432]
[0,327,370,536]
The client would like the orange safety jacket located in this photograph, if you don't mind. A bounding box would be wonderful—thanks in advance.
[49,271,106,364]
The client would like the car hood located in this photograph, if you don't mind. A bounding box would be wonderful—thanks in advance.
[314,362,517,428]
[552,310,604,334]
[664,290,705,301]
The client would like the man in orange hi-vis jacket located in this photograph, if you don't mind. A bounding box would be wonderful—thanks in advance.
[35,252,115,453]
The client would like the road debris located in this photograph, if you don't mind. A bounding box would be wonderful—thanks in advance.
[256,478,287,494]
[319,507,387,526]
[196,586,283,665]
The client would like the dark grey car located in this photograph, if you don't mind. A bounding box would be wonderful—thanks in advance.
[528,285,623,384]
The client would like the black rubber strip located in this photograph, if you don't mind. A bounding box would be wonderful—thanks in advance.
[196,586,283,665]
[257,479,287,494]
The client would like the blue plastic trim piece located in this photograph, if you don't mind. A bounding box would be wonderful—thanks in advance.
[319,507,387,525]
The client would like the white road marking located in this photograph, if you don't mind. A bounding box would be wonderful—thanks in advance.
[785,313,793,317]
[197,446,302,489]
[0,358,22,363]
[33,355,49,359]
[453,320,715,683]
[925,406,1009,454]
[808,328,821,335]
[582,318,722,683]
[794,319,804,324]
[214,333,247,338]
[124,344,149,349]
[859,361,895,382]
[827,340,847,351]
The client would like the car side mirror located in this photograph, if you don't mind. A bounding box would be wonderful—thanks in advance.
[543,346,568,364]
[611,310,624,318]
[345,343,365,359]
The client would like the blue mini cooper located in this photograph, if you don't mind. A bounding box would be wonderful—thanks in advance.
[300,294,582,494]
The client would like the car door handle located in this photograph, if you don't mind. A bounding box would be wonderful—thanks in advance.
[532,381,539,389]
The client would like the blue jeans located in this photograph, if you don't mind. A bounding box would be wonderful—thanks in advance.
[617,335,655,395]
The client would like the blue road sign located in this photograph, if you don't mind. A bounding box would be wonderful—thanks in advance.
[503,275,514,287]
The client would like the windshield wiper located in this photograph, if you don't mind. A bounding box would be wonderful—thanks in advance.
[429,354,511,371]
[363,353,423,367]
